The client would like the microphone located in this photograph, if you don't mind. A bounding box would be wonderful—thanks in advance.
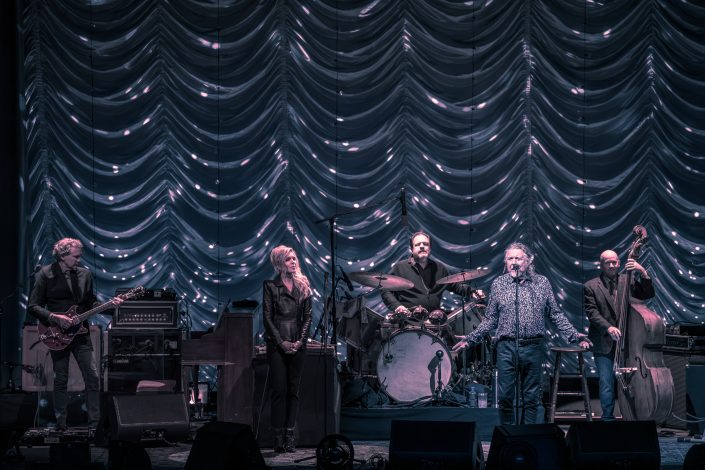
[511,264,520,271]
[400,187,407,226]
[338,266,354,291]
[436,350,444,359]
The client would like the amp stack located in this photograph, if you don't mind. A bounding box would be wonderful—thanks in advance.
[104,288,182,394]
[663,323,705,433]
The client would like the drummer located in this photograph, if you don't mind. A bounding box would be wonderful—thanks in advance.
[381,231,477,325]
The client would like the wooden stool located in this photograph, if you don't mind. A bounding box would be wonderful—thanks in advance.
[548,346,592,422]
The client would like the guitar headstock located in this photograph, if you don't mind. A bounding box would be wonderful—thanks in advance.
[628,225,648,260]
[118,286,145,301]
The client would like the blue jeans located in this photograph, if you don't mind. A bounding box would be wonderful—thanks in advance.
[594,353,616,420]
[496,340,544,425]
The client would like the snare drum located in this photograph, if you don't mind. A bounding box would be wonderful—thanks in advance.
[376,328,452,402]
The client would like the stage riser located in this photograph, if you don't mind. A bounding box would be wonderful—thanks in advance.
[341,407,501,441]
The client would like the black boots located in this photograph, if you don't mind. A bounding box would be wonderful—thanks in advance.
[273,428,286,453]
[284,427,296,453]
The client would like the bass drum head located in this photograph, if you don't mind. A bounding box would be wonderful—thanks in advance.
[376,328,452,402]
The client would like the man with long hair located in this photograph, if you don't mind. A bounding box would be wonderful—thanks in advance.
[454,242,590,424]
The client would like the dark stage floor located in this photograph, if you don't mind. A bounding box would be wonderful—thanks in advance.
[3,426,700,469]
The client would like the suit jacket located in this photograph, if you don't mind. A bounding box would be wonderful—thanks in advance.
[27,262,97,326]
[584,273,654,356]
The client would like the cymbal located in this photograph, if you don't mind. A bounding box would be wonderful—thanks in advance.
[436,269,487,285]
[348,272,414,290]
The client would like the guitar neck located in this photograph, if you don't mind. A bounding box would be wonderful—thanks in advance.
[75,300,115,323]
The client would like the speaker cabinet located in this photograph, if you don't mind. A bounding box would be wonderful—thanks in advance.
[106,328,182,393]
[185,421,266,470]
[566,421,660,470]
[21,325,102,392]
[486,424,568,470]
[663,353,705,431]
[253,346,340,447]
[389,419,481,470]
[686,365,705,434]
[104,393,189,443]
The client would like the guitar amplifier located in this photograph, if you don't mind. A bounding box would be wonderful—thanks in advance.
[113,300,179,328]
[664,334,705,353]
[105,328,183,393]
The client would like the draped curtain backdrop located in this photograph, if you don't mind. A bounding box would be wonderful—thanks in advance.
[18,0,705,376]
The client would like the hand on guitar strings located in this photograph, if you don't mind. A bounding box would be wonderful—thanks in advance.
[50,314,75,330]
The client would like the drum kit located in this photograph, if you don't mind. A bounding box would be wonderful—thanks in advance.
[340,269,495,404]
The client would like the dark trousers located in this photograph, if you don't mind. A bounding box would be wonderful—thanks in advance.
[496,339,543,425]
[50,334,100,427]
[267,342,306,429]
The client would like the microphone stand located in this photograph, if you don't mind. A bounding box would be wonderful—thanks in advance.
[512,265,521,425]
[311,191,402,442]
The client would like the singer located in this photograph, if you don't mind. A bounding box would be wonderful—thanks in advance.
[381,231,476,321]
[262,245,313,453]
[453,242,590,424]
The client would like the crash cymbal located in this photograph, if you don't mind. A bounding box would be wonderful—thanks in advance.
[348,272,414,290]
[436,269,487,285]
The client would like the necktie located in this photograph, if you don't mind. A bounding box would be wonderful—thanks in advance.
[69,270,81,304]
[608,279,616,297]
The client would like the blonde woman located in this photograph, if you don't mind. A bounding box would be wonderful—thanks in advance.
[262,245,312,452]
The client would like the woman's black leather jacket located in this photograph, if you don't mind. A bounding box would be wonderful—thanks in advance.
[262,276,312,346]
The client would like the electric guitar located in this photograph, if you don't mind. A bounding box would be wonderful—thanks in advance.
[37,286,144,350]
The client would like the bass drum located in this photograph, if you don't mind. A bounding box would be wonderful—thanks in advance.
[376,328,452,402]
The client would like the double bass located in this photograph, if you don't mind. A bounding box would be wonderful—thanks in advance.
[614,225,674,422]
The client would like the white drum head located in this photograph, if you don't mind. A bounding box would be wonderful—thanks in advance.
[376,328,452,402]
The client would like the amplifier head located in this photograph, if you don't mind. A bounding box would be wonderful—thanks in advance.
[114,300,178,328]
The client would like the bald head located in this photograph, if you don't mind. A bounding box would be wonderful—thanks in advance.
[599,250,620,278]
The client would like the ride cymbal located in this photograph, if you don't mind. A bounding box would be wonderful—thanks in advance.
[347,272,414,290]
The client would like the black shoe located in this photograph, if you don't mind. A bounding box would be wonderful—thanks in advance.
[273,428,286,453]
[284,428,296,453]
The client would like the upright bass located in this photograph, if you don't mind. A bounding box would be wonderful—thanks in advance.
[614,225,674,422]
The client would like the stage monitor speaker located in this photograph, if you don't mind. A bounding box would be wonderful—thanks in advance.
[21,325,102,392]
[106,393,189,443]
[185,421,266,470]
[566,421,660,470]
[486,424,568,470]
[108,440,152,470]
[389,419,480,470]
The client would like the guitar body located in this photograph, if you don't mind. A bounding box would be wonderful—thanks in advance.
[36,286,144,351]
[37,305,89,351]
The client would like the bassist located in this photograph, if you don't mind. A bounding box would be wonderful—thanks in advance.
[584,249,654,420]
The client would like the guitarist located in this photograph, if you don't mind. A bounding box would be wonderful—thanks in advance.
[27,237,120,431]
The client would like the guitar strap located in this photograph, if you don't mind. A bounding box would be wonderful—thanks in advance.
[69,270,81,304]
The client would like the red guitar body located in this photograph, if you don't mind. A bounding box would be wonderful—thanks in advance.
[37,305,88,351]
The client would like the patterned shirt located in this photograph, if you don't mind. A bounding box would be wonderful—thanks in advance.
[466,272,580,344]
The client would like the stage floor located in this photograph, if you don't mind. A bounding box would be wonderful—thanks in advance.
[4,426,700,469]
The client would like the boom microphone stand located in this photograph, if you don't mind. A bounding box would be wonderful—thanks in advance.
[310,190,404,443]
